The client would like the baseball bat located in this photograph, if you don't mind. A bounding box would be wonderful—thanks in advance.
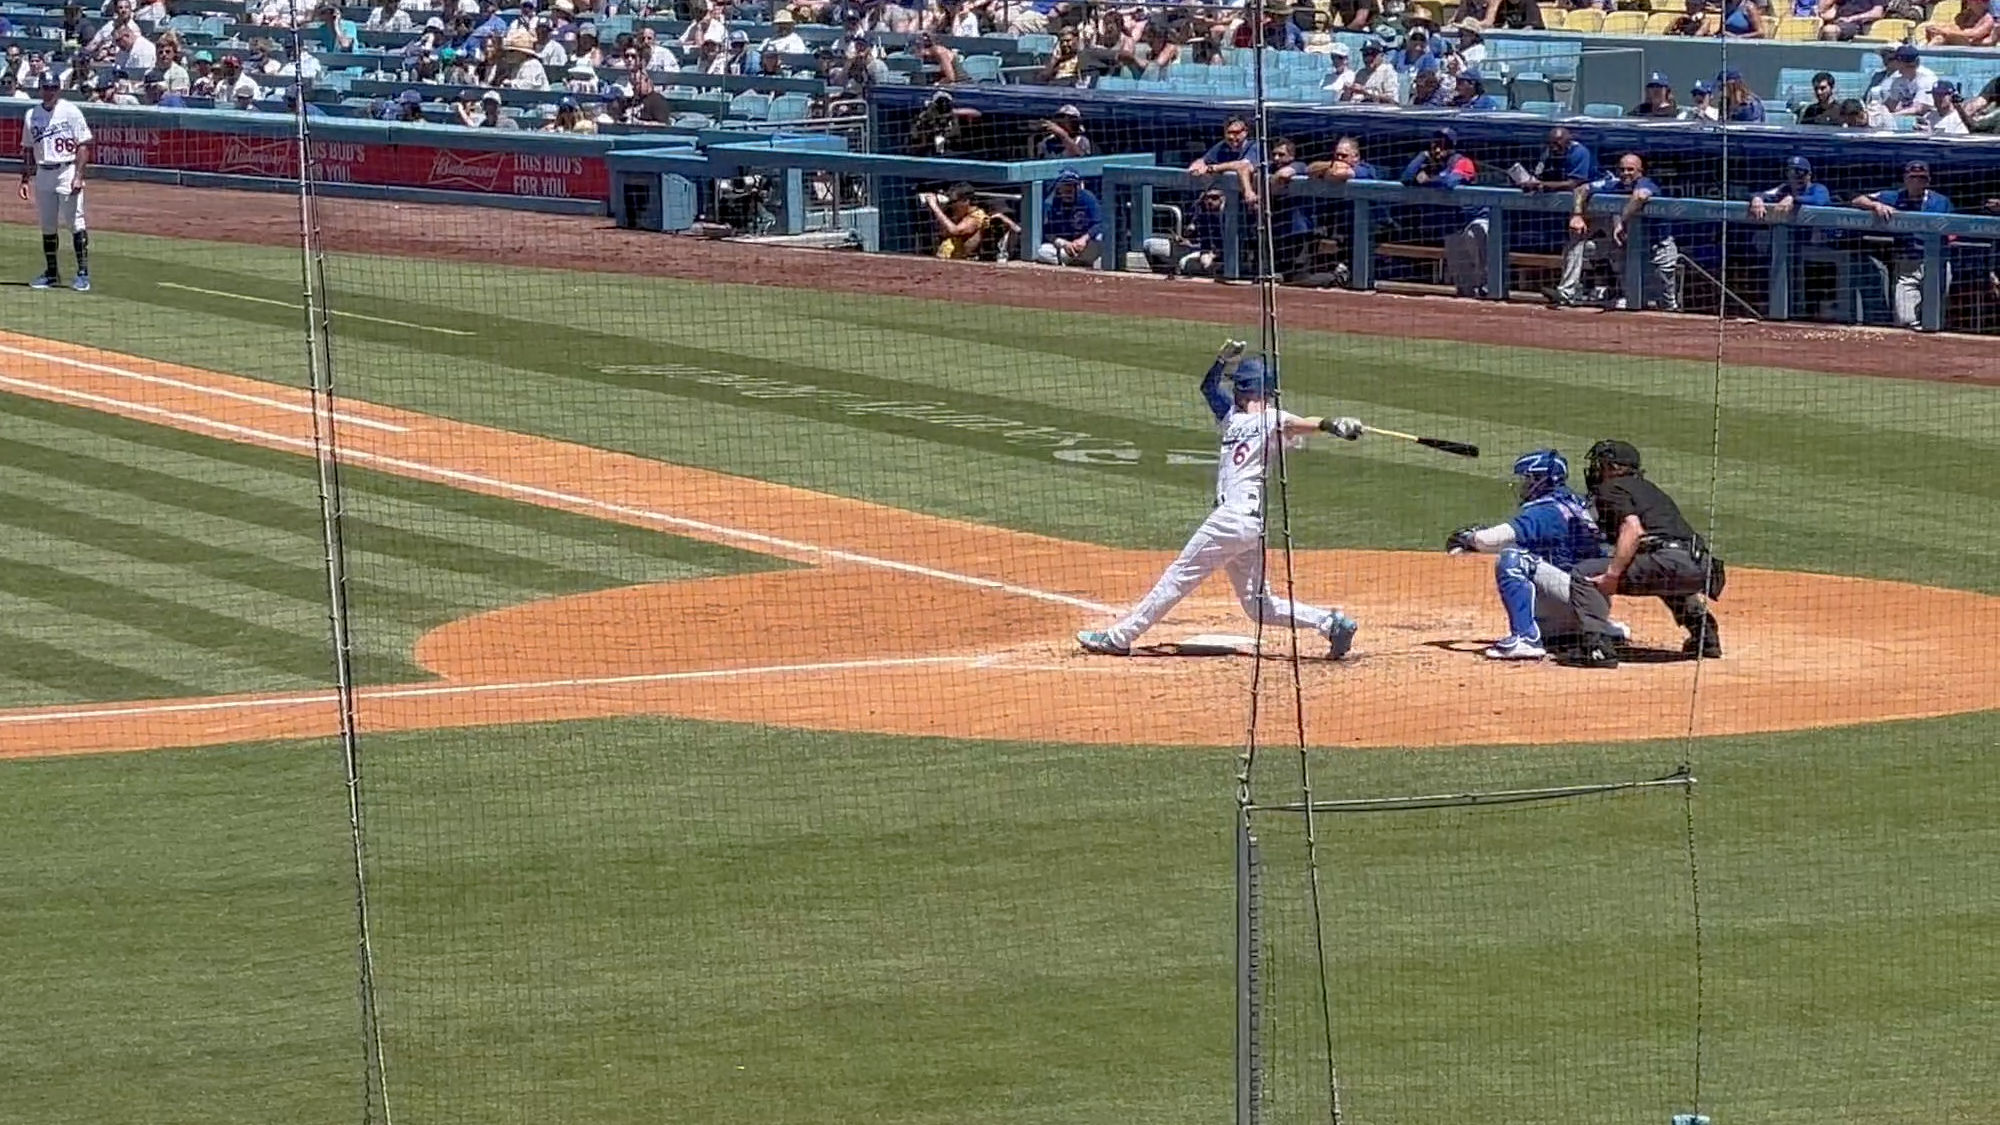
[1362,425,1479,459]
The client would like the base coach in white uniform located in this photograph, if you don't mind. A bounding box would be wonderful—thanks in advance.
[20,70,92,291]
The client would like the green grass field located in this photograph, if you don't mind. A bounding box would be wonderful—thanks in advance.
[0,224,1993,1125]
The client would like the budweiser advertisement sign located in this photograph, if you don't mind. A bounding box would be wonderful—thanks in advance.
[0,119,606,200]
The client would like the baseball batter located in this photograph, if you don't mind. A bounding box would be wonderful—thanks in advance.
[1077,340,1362,658]
[20,71,91,291]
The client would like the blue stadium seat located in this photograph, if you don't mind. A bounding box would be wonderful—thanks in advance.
[1517,100,1565,117]
[728,92,771,120]
[1763,107,1797,125]
[1016,33,1056,58]
[767,93,810,121]
[1508,71,1552,107]
[1581,101,1624,117]
[959,53,1003,82]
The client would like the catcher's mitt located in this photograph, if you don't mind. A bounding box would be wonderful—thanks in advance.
[1445,526,1480,555]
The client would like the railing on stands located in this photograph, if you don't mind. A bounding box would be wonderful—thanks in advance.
[1098,169,2000,332]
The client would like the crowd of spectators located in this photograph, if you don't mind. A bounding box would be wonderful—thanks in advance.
[911,117,1998,333]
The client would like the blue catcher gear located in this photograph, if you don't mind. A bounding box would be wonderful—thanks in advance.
[1511,448,1569,503]
[1232,356,1272,397]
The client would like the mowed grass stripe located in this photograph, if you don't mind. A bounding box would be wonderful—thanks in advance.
[0,401,664,598]
[0,558,334,681]
[0,485,469,619]
[0,628,209,700]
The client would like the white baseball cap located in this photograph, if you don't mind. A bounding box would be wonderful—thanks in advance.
[1329,40,1350,56]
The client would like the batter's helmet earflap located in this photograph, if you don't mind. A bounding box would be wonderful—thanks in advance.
[1232,356,1273,396]
[1511,448,1568,501]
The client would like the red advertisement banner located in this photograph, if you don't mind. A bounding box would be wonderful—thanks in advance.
[0,118,606,200]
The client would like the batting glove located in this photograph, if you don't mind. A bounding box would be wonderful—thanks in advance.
[1321,416,1362,441]
[1217,339,1247,364]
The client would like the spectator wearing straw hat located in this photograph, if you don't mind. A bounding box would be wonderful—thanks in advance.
[1852,161,1952,329]
[1629,72,1679,117]
[499,26,549,88]
[761,10,807,54]
[1449,19,1488,70]
[1259,1,1303,49]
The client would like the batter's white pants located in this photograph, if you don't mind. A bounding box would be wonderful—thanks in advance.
[1102,505,1339,648]
[34,163,86,234]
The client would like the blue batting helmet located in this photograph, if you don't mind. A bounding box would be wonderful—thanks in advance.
[1232,356,1273,396]
[1511,448,1568,501]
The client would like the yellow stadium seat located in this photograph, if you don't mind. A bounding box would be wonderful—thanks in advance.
[1565,8,1606,31]
[1861,16,1914,39]
[1644,10,1681,32]
[1775,15,1820,38]
[1602,10,1649,33]
[1931,0,1963,23]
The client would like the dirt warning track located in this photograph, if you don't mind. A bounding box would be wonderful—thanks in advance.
[0,329,1995,759]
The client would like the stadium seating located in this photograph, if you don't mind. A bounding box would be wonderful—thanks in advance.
[959,54,1003,83]
[1601,11,1650,34]
[1508,72,1555,107]
[1860,17,1914,39]
[1517,100,1566,117]
[1580,101,1626,117]
[1774,16,1821,39]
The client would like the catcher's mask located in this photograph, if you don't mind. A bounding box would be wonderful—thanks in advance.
[1511,448,1568,502]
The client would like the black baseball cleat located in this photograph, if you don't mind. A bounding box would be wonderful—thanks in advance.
[1559,635,1621,669]
[1683,630,1722,659]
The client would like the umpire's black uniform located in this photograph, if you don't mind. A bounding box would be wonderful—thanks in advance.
[1565,440,1723,668]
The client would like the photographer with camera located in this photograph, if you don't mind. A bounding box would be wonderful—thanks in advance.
[907,89,981,155]
[1032,104,1093,158]
[921,182,990,260]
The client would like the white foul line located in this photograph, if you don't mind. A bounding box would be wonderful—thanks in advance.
[0,371,1121,616]
[0,341,408,433]
[0,657,978,725]
[157,281,475,337]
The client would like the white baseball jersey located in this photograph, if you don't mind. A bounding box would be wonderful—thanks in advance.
[25,99,90,165]
[1214,408,1304,513]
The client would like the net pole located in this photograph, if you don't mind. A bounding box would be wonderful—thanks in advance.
[1236,817,1263,1125]
[288,23,394,1124]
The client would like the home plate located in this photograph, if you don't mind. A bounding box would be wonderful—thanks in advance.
[1168,633,1261,656]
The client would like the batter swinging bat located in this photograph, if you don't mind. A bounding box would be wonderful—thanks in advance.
[1361,425,1479,459]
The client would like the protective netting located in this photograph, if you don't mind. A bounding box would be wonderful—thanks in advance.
[1,3,1997,1125]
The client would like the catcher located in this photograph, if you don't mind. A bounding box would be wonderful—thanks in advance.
[1446,449,1615,660]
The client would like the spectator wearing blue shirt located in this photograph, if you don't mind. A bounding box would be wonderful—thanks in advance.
[1190,116,1265,210]
[1448,70,1502,110]
[1749,156,1832,218]
[1522,127,1594,194]
[1036,169,1104,267]
[1307,135,1378,184]
[1261,3,1304,50]
[1405,55,1450,107]
[1721,0,1767,36]
[1403,127,1488,298]
[308,1,358,51]
[1718,69,1765,121]
[1547,152,1677,311]
[1852,160,1953,329]
[284,85,326,117]
[1750,156,1835,314]
[1393,27,1436,72]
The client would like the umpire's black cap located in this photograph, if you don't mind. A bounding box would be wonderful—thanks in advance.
[1589,439,1642,470]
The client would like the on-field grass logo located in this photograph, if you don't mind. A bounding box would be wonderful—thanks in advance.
[601,364,1214,465]
[428,150,510,192]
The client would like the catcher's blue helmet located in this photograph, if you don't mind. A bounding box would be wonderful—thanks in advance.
[1511,448,1568,501]
[1232,356,1273,396]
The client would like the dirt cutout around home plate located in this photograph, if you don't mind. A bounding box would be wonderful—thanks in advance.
[0,329,1995,759]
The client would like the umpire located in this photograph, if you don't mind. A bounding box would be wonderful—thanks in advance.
[1563,440,1724,668]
